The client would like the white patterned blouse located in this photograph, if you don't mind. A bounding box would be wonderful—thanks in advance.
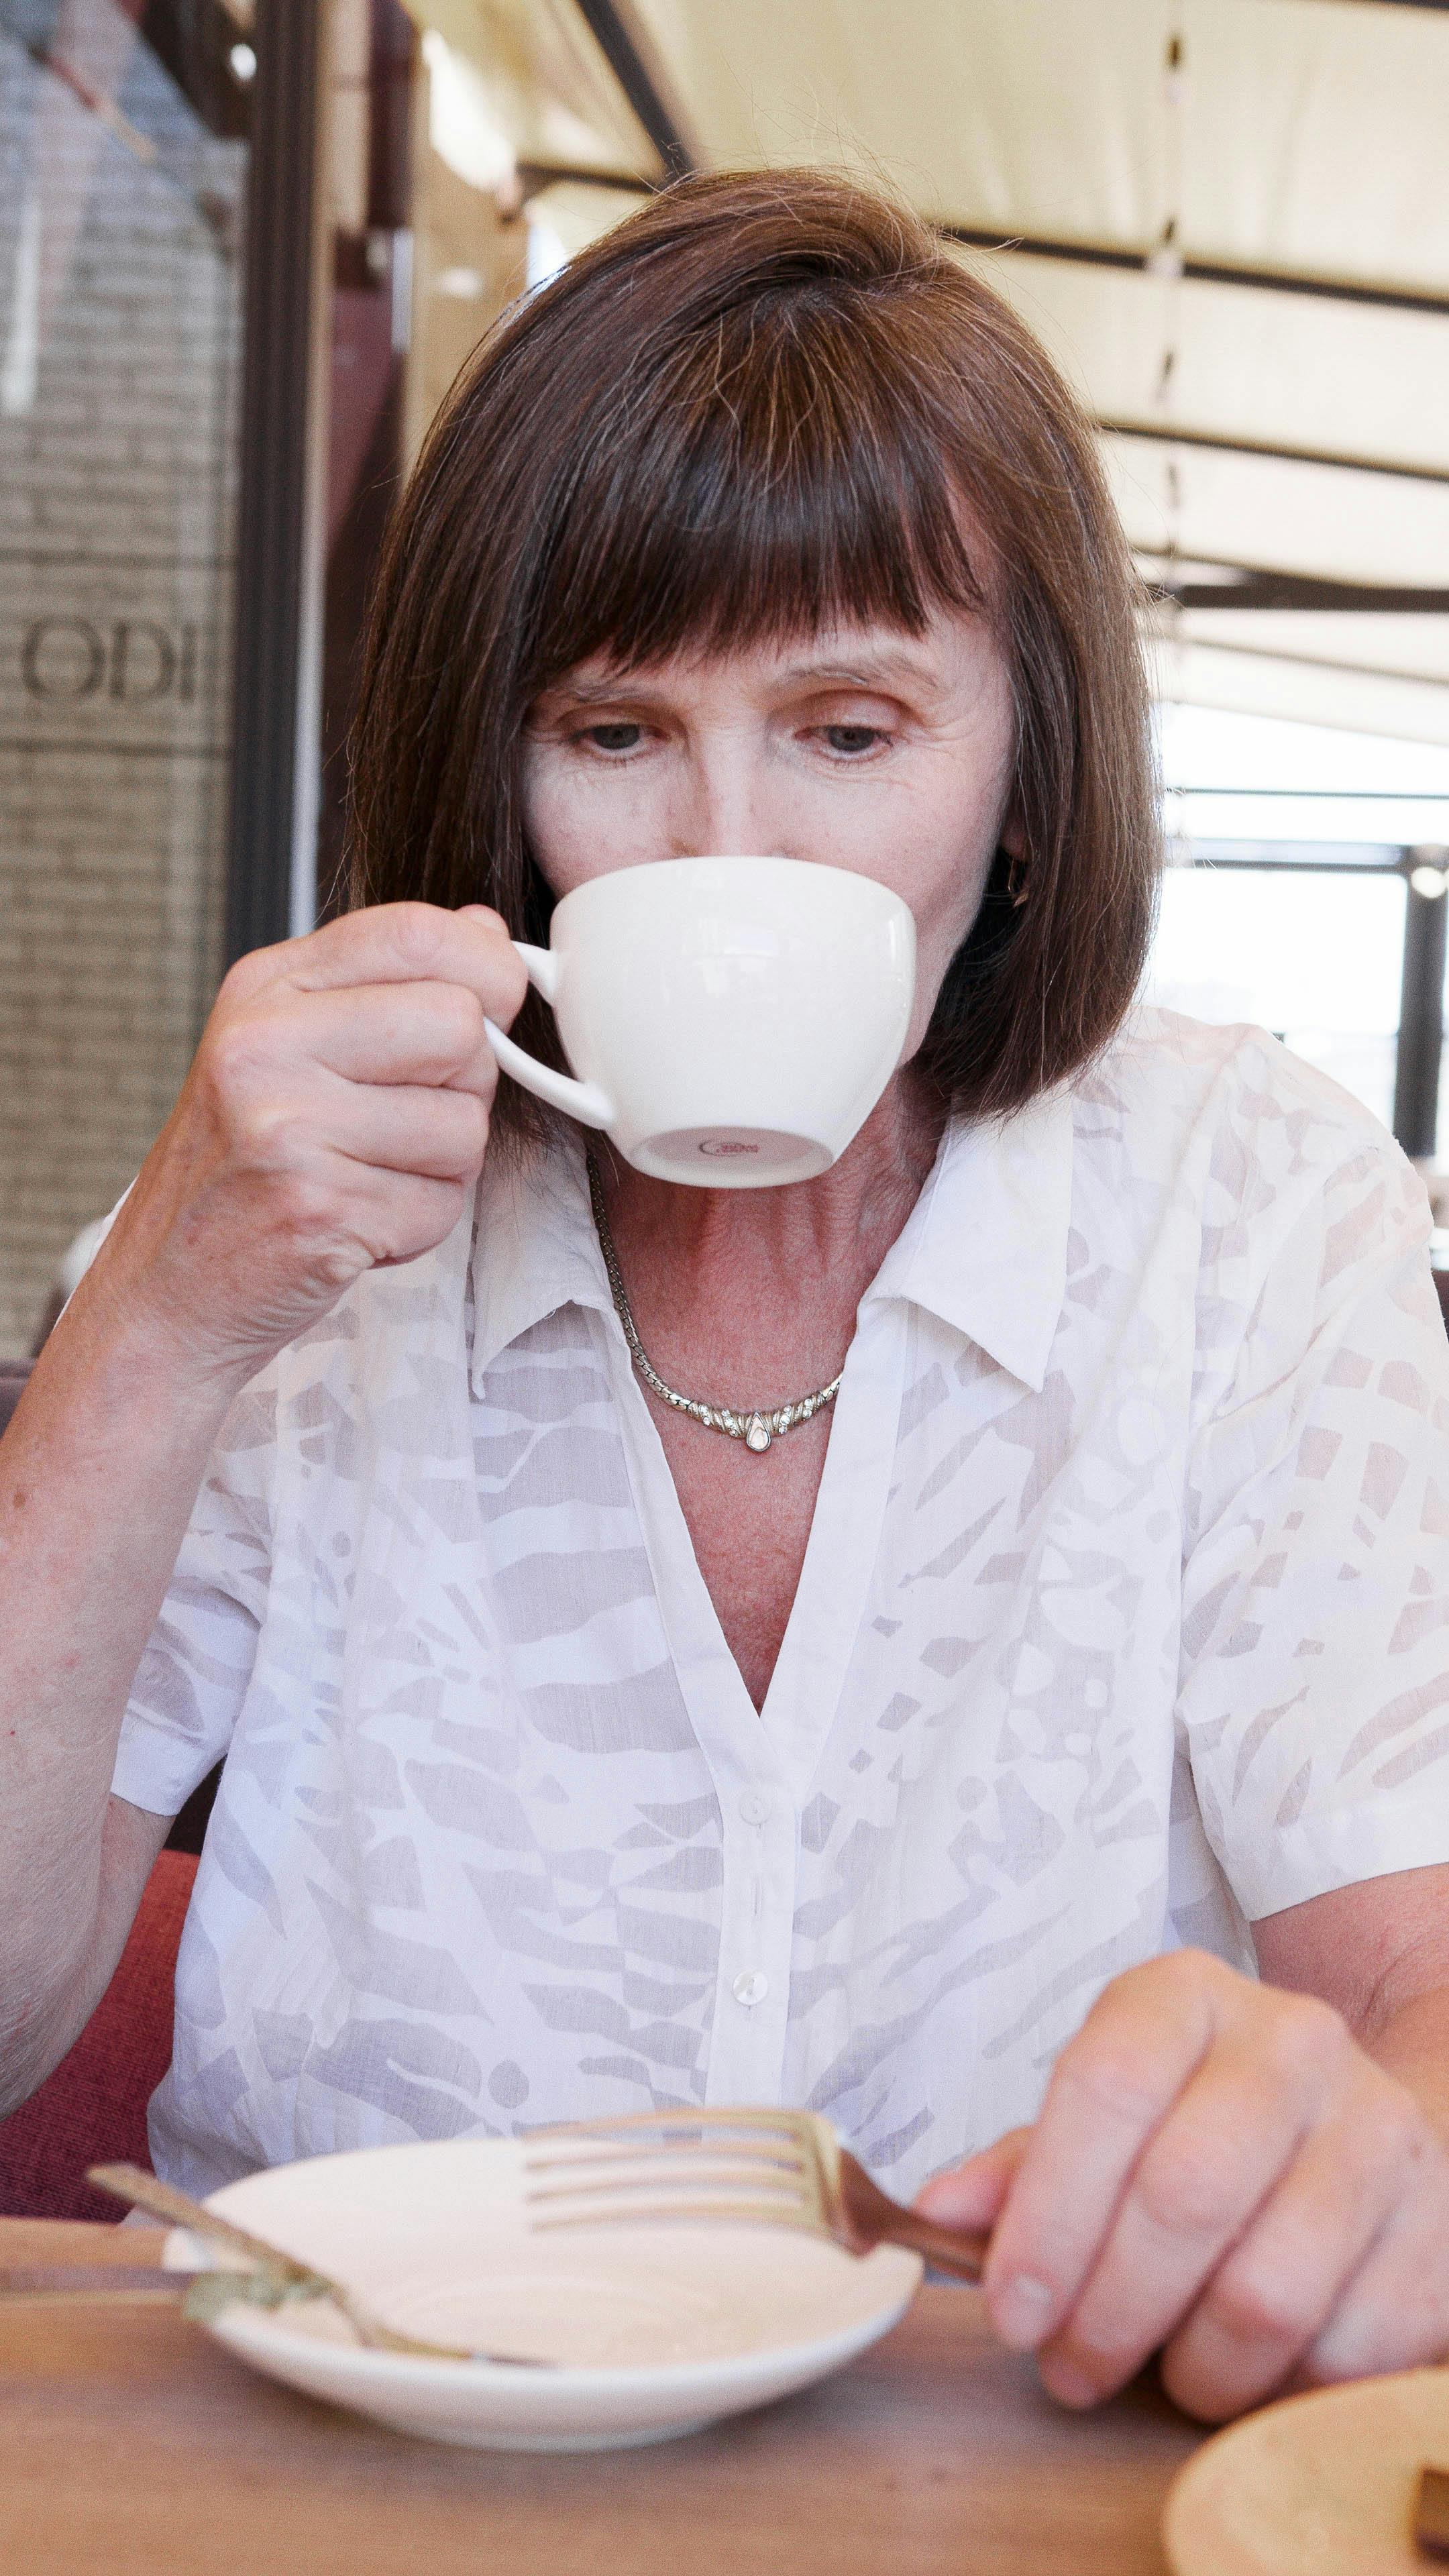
[114,1009,1449,2199]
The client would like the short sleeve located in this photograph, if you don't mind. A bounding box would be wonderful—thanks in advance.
[111,1376,277,1817]
[1179,1125,1449,1921]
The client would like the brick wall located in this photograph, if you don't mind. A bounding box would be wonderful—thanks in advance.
[0,16,245,1356]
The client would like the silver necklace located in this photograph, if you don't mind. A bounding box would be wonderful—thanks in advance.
[586,1155,845,1455]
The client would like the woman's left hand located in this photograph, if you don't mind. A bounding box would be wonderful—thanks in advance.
[915,1949,1449,2421]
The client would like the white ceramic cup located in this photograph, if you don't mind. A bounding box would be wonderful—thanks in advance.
[484,855,916,1188]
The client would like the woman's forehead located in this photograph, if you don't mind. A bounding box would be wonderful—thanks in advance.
[537,611,1003,704]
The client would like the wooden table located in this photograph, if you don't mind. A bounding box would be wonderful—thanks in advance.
[0,2218,1204,2574]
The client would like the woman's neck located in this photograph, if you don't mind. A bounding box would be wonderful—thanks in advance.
[592,1068,947,1395]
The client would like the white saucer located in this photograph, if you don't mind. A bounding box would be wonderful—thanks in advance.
[162,2136,922,2451]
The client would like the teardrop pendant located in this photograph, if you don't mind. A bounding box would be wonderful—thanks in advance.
[744,1415,772,1453]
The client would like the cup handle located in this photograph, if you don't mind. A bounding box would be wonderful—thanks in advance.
[484,943,615,1129]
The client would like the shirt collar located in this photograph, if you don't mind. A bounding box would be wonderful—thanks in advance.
[470,1085,1076,1399]
[864,1086,1075,1392]
[468,1129,614,1391]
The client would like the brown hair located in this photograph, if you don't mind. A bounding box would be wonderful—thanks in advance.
[347,168,1158,1133]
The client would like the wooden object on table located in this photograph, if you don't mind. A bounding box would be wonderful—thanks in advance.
[1163,2367,1449,2575]
[0,2216,1199,2575]
[1417,2467,1449,2561]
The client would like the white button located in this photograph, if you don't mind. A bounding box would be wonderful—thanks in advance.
[739,1790,771,1826]
[732,1969,769,2007]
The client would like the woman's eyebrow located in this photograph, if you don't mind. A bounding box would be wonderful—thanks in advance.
[777,653,941,691]
[527,674,651,716]
[531,651,949,707]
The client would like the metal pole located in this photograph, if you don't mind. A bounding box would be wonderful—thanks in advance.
[571,0,700,178]
[223,0,325,967]
[1393,849,1449,1158]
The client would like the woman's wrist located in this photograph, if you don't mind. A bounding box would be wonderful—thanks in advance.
[36,1250,263,1440]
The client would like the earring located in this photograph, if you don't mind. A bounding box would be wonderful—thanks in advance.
[1006,850,1028,908]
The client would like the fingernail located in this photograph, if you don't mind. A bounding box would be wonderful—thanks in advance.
[994,2273,1056,2349]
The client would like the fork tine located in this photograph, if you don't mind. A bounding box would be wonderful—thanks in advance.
[530,2199,816,2234]
[523,2110,819,2171]
[525,2143,808,2178]
[519,2107,839,2246]
[527,2171,806,2206]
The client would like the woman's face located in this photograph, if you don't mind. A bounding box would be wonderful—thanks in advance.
[521,600,1021,1056]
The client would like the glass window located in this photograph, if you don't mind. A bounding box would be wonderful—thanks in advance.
[315,0,655,910]
[0,2,252,1354]
[1144,865,1407,1135]
[1158,704,1449,850]
[1436,906,1449,1158]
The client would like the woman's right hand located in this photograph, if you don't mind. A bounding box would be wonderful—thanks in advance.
[75,902,529,1394]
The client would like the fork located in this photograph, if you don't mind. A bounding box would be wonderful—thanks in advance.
[87,2163,551,2365]
[523,2108,992,2279]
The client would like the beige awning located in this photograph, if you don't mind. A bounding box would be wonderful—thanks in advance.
[413,0,1449,743]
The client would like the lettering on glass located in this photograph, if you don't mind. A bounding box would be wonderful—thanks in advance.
[19,618,201,703]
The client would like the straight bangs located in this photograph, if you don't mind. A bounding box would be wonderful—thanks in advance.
[519,301,985,691]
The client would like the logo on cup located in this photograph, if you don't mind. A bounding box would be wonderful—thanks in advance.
[699,1138,760,1157]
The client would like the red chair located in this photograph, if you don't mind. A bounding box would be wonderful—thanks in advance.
[0,1849,196,2222]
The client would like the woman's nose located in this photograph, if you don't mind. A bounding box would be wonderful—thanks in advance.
[666,742,784,859]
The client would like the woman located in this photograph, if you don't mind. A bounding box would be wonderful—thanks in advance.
[5,171,1449,2427]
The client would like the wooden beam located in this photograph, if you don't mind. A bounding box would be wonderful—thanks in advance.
[1147,568,1449,610]
[1104,417,1449,488]
[941,223,1449,321]
[570,0,699,180]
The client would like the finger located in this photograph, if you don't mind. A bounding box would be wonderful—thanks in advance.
[981,1959,1227,2354]
[246,902,529,1018]
[326,1081,492,1183]
[1032,2035,1326,2409]
[241,1163,473,1281]
[276,981,497,1093]
[915,2129,1030,2235]
[317,1166,473,1272]
[1158,2093,1411,2420]
[1294,2126,1449,2390]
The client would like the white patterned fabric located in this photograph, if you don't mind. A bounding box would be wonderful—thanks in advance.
[114,1010,1449,2198]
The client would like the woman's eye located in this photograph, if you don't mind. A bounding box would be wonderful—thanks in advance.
[578,722,645,753]
[820,722,889,756]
